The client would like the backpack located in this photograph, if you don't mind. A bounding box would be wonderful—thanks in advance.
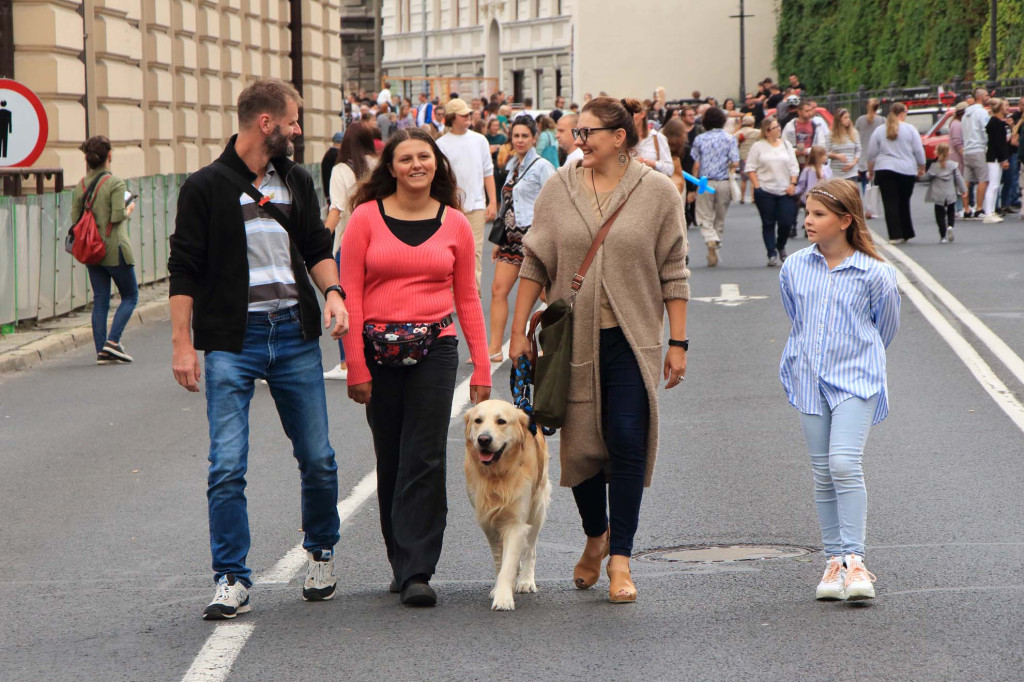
[68,172,113,265]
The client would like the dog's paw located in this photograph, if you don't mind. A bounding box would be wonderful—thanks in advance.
[515,578,537,594]
[490,587,515,611]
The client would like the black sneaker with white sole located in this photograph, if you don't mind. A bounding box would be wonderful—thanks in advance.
[203,574,251,620]
[102,340,133,362]
[302,548,337,601]
[96,352,116,365]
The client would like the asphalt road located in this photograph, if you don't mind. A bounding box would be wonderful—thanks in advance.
[2,192,1022,682]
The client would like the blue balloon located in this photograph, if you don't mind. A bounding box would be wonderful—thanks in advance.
[682,171,717,194]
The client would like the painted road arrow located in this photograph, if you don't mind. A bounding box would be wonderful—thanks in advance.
[691,283,767,307]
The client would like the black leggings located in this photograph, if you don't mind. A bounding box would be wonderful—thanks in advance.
[934,202,955,239]
[875,169,917,240]
[365,337,458,586]
[571,327,650,557]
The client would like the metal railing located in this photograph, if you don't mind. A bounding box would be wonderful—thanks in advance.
[0,163,325,329]
[802,77,1024,118]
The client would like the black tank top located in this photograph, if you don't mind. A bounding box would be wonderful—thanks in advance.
[377,199,445,247]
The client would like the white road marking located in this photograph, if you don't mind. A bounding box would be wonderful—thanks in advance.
[877,235,1024,388]
[888,262,1024,433]
[691,283,768,307]
[180,623,255,682]
[181,338,512,682]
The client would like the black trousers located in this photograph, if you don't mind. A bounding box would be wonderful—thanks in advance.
[874,169,917,240]
[934,202,955,239]
[571,327,650,557]
[365,337,458,586]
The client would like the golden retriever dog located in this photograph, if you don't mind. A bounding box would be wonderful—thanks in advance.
[463,399,551,611]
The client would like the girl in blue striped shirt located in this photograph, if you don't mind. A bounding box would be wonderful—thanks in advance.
[779,179,901,602]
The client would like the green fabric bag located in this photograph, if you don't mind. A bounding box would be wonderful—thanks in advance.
[532,300,573,428]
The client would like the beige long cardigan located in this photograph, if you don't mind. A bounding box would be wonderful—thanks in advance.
[520,160,690,488]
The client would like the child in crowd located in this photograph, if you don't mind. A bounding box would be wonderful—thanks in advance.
[922,143,967,243]
[795,145,833,205]
[779,179,900,603]
[735,114,761,203]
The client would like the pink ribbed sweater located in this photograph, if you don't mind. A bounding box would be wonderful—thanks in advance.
[339,200,490,386]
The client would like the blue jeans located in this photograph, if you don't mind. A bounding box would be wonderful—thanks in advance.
[204,306,340,586]
[572,327,650,557]
[86,251,138,354]
[799,389,879,558]
[753,188,796,258]
[999,154,1020,209]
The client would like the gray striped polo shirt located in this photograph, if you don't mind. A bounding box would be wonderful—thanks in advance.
[242,162,298,312]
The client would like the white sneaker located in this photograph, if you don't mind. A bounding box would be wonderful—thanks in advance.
[323,364,348,381]
[982,213,1004,224]
[302,548,337,601]
[815,556,847,601]
[844,554,877,601]
[955,210,964,219]
[203,574,251,620]
[947,226,954,242]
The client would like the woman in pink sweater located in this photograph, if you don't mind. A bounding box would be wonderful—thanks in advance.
[341,128,491,606]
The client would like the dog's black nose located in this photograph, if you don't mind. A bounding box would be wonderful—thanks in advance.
[477,434,492,448]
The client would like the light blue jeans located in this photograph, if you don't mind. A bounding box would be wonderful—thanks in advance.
[799,390,879,558]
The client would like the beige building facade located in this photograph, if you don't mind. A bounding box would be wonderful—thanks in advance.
[380,0,778,105]
[10,0,345,181]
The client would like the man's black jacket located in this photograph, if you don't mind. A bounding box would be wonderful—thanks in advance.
[168,135,333,352]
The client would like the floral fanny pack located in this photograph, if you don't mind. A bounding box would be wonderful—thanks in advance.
[363,314,454,367]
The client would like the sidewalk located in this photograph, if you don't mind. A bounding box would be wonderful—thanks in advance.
[0,281,170,374]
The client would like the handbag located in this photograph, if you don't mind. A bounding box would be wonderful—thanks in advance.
[729,170,741,202]
[66,172,113,263]
[363,314,453,367]
[525,183,640,428]
[864,181,882,217]
[489,157,540,245]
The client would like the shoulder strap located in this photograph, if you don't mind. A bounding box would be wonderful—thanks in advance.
[513,158,541,185]
[211,161,290,230]
[653,133,661,161]
[570,178,644,298]
[83,171,112,210]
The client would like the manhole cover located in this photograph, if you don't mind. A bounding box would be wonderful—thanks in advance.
[637,544,813,564]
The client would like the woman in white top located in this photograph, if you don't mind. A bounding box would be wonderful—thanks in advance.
[323,123,378,380]
[633,103,674,176]
[828,108,861,180]
[865,102,926,243]
[746,116,800,266]
[722,98,742,134]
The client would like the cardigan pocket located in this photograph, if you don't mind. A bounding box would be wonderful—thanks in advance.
[567,360,595,403]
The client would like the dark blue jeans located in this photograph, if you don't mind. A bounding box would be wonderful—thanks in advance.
[572,327,650,557]
[204,306,340,586]
[86,250,138,354]
[999,154,1020,209]
[753,188,796,258]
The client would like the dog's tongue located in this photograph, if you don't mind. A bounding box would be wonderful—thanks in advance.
[478,451,495,463]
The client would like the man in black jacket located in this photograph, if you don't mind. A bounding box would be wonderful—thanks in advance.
[168,78,349,620]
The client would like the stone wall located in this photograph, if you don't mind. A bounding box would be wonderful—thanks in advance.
[11,0,343,181]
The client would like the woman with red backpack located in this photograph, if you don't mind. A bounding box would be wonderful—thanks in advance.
[70,136,138,364]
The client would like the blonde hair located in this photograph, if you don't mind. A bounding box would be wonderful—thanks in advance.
[935,142,950,169]
[830,108,858,145]
[809,145,828,178]
[806,179,882,260]
[990,98,1006,116]
[886,102,906,140]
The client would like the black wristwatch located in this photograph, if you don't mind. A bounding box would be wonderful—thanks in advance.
[324,284,346,300]
[668,338,689,351]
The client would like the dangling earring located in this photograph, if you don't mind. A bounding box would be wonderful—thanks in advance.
[618,149,628,166]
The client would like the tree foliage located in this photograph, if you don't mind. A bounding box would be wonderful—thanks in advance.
[776,0,998,92]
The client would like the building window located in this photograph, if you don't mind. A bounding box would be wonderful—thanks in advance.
[433,0,441,29]
[513,70,524,103]
[534,68,543,105]
[533,0,540,18]
[472,0,479,25]
[555,69,562,99]
[454,0,460,27]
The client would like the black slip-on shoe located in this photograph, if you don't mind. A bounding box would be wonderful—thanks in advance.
[400,580,437,606]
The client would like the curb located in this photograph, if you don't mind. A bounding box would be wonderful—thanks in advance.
[0,300,170,375]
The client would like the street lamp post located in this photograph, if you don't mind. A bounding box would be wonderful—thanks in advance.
[730,0,754,100]
[987,0,997,86]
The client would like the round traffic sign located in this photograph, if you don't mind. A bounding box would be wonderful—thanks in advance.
[0,79,49,168]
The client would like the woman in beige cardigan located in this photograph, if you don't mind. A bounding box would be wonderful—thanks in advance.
[508,97,690,603]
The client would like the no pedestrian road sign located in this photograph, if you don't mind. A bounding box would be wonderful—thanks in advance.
[0,79,49,168]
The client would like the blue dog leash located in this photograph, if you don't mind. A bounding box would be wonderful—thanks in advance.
[510,356,557,437]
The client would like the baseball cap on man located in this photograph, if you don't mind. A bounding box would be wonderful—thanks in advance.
[445,98,473,116]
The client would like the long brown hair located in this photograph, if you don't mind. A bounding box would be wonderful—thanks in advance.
[830,108,857,145]
[348,128,462,212]
[807,179,882,261]
[935,142,950,169]
[660,118,687,158]
[337,122,376,179]
[886,102,906,140]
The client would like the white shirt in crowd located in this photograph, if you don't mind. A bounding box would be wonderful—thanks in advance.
[961,102,990,155]
[746,139,800,195]
[376,88,392,106]
[436,130,495,212]
[328,155,378,255]
[563,147,585,167]
[635,132,674,176]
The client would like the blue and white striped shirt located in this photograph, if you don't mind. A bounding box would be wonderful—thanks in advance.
[779,245,901,425]
[242,162,297,312]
